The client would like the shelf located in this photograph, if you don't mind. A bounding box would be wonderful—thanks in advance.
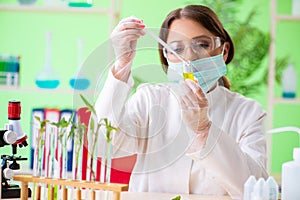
[0,4,110,14]
[274,97,300,104]
[0,85,93,94]
[276,14,300,21]
[0,1,119,99]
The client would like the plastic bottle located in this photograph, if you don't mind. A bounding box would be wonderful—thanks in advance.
[251,178,265,200]
[282,63,297,98]
[264,176,279,200]
[292,0,300,15]
[281,147,300,200]
[243,175,256,200]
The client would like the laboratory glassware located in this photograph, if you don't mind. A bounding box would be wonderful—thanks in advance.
[35,32,60,89]
[69,39,90,90]
[144,28,195,81]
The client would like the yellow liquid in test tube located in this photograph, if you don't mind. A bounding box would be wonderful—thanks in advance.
[183,72,195,81]
[183,63,197,82]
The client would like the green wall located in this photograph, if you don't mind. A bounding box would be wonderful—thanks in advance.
[270,0,300,173]
[0,0,300,174]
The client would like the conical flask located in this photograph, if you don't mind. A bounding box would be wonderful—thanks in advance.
[35,31,60,89]
[69,39,90,90]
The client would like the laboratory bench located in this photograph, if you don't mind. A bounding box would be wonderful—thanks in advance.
[5,192,232,200]
[3,173,282,200]
[121,192,232,199]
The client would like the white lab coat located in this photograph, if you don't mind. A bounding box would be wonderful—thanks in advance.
[95,70,268,199]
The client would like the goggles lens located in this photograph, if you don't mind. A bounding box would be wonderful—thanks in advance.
[163,36,221,62]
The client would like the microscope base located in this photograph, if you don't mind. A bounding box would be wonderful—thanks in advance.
[1,184,32,199]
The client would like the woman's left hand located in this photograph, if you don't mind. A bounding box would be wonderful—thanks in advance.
[180,80,211,144]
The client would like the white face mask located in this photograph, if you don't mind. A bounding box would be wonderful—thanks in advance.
[167,49,227,93]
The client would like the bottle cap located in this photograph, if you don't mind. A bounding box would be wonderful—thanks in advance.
[265,176,279,200]
[293,148,300,161]
[252,178,265,199]
[8,100,21,120]
[244,175,256,187]
[244,176,256,200]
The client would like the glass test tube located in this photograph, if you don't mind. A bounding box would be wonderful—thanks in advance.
[183,63,196,81]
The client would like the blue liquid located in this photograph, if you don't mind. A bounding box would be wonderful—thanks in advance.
[282,92,296,98]
[69,78,90,90]
[35,80,60,89]
[68,2,92,7]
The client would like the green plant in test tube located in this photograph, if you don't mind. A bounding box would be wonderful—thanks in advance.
[50,113,76,199]
[32,116,49,200]
[68,115,86,180]
[51,113,76,177]
[80,94,118,183]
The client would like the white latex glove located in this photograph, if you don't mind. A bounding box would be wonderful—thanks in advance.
[180,79,212,146]
[110,16,146,82]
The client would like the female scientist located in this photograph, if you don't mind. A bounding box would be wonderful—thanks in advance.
[95,5,268,199]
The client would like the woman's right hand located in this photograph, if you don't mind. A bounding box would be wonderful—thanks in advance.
[110,16,146,82]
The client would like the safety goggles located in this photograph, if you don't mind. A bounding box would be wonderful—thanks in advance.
[163,35,222,62]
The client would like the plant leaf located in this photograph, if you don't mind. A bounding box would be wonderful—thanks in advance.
[90,117,95,132]
[80,94,96,115]
[171,195,181,200]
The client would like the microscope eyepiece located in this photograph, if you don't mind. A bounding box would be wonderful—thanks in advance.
[6,100,28,148]
[8,100,21,120]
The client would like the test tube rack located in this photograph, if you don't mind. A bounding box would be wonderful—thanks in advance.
[13,175,129,200]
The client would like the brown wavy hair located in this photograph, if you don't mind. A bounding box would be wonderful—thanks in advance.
[158,5,234,89]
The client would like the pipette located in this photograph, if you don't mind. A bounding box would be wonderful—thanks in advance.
[144,28,190,66]
[144,28,196,81]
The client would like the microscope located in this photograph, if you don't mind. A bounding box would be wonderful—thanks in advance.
[1,100,31,199]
